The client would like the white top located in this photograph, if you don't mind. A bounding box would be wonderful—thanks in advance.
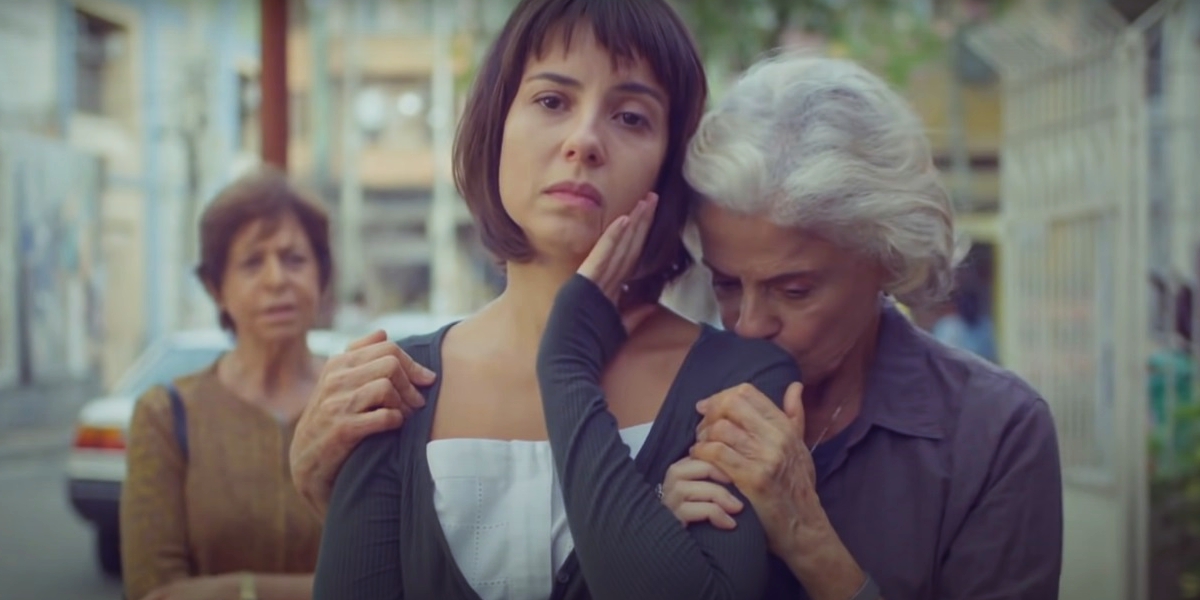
[426,422,654,600]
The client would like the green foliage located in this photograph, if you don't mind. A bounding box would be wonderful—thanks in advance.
[672,0,948,87]
[842,9,949,86]
[1151,386,1200,599]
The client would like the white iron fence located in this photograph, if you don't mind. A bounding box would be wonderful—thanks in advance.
[968,1,1200,597]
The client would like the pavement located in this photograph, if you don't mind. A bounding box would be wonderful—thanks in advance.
[0,377,102,463]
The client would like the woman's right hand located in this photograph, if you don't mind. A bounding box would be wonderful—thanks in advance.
[290,330,435,518]
[577,192,658,307]
[660,457,745,530]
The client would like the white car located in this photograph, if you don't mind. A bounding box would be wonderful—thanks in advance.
[66,329,351,576]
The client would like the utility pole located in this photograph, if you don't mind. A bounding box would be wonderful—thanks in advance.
[260,0,289,170]
[427,1,459,316]
[338,0,365,299]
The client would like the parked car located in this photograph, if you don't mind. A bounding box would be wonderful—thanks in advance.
[367,311,464,341]
[66,328,351,576]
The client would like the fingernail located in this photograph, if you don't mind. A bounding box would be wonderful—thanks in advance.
[696,400,708,413]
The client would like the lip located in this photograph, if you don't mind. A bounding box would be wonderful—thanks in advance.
[543,180,603,209]
[262,304,298,318]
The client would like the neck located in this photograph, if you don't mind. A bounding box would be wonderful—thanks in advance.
[224,332,316,398]
[801,309,882,442]
[485,258,580,349]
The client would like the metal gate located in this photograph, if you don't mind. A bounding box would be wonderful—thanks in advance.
[1146,2,1200,597]
[968,3,1160,598]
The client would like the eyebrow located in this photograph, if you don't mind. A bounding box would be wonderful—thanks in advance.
[524,71,667,107]
[702,260,820,286]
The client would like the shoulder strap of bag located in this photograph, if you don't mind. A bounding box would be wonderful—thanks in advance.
[165,383,188,462]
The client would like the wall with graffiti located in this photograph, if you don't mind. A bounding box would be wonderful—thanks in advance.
[0,131,103,388]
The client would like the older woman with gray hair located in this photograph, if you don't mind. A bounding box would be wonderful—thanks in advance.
[669,55,1063,599]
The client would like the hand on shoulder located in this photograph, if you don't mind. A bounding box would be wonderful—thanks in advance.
[289,330,435,517]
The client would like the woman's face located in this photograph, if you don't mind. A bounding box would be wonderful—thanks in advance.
[214,214,322,344]
[695,202,887,384]
[497,25,670,262]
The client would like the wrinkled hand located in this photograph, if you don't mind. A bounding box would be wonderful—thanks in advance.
[689,382,820,558]
[290,330,435,517]
[139,575,234,600]
[576,192,659,330]
[660,457,744,529]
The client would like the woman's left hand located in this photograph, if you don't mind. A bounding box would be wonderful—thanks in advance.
[690,382,824,558]
[692,383,870,600]
[139,575,236,600]
[577,192,658,306]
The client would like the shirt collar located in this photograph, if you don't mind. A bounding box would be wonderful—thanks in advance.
[857,301,946,440]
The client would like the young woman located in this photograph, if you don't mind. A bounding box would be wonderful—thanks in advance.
[310,1,800,599]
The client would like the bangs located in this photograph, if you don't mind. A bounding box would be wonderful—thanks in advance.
[505,0,703,107]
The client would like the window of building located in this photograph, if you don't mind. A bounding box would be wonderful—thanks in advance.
[74,9,127,116]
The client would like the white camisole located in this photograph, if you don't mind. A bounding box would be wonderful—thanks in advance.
[425,422,654,600]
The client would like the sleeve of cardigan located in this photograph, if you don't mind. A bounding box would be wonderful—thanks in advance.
[311,429,405,600]
[120,387,192,600]
[537,274,801,600]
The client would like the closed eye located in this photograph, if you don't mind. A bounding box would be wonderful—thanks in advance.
[712,280,740,293]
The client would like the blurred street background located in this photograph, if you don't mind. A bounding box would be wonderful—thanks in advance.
[0,0,1197,598]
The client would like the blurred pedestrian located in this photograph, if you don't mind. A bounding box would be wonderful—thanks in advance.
[120,167,331,600]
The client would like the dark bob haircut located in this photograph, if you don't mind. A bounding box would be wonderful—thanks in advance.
[195,166,332,331]
[453,0,708,304]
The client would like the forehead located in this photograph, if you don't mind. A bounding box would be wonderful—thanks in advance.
[695,203,847,277]
[229,213,307,250]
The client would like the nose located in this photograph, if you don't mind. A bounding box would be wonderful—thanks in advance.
[262,255,286,287]
[562,113,605,167]
[732,295,780,340]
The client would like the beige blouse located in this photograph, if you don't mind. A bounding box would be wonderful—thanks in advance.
[120,364,322,600]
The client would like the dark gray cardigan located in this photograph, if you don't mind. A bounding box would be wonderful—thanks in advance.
[312,275,801,599]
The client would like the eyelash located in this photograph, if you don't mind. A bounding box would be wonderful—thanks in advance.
[534,94,651,130]
[241,253,307,268]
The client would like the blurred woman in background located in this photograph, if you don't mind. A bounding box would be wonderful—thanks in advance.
[121,167,331,600]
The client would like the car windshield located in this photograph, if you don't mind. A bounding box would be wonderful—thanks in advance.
[113,347,224,397]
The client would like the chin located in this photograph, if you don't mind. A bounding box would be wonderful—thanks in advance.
[253,322,310,343]
[528,225,603,260]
